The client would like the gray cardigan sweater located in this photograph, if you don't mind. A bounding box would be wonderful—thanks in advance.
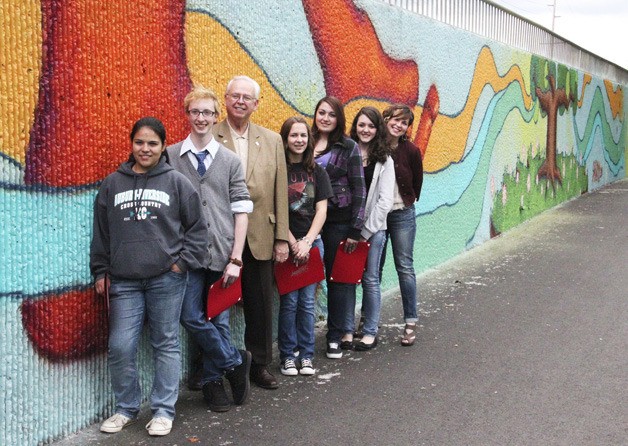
[167,141,251,271]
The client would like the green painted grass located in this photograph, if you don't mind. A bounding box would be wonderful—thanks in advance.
[492,149,588,234]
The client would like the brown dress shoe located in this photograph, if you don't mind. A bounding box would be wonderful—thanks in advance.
[249,365,278,389]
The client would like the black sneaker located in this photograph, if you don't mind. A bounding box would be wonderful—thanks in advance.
[326,342,342,359]
[202,380,231,412]
[299,358,316,376]
[225,350,252,405]
[280,358,298,376]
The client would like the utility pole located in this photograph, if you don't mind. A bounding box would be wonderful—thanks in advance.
[549,0,559,59]
[550,0,558,32]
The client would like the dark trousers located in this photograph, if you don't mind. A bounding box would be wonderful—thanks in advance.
[241,243,275,365]
[321,222,357,343]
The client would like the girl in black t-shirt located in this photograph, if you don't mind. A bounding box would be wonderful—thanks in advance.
[277,116,332,377]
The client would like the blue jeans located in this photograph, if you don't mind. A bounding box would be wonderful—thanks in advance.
[180,269,241,383]
[360,230,387,336]
[278,238,324,361]
[107,270,187,420]
[322,223,357,343]
[387,205,418,322]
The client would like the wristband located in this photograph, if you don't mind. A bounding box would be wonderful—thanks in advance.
[229,257,243,267]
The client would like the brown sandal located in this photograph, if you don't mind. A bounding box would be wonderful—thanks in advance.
[400,324,416,346]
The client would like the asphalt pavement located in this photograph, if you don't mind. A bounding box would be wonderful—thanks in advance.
[55,179,627,446]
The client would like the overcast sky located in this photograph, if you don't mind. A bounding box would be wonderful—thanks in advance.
[491,0,627,70]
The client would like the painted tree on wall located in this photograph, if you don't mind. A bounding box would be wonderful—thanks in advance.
[530,56,578,188]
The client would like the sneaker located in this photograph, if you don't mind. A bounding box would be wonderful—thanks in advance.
[299,358,316,375]
[100,413,135,433]
[326,342,342,359]
[280,358,298,376]
[225,350,251,405]
[145,417,172,436]
[202,380,231,412]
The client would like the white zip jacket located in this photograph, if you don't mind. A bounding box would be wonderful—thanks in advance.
[360,155,395,240]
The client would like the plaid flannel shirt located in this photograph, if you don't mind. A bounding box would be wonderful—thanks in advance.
[321,137,366,238]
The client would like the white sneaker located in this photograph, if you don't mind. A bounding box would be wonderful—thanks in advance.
[280,358,298,376]
[299,358,316,375]
[146,417,172,436]
[100,413,135,433]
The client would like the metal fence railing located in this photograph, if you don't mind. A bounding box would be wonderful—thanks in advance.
[380,0,628,85]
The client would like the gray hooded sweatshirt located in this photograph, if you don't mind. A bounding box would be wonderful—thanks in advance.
[90,157,208,280]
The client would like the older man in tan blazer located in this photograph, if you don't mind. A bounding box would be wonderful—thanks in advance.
[213,75,289,389]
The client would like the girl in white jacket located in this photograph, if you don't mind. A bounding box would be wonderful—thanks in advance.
[349,107,395,350]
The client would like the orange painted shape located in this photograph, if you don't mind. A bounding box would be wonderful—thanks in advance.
[302,0,418,105]
[25,0,191,186]
[414,84,440,157]
[603,79,624,120]
[21,289,108,361]
[0,0,42,163]
[578,74,593,108]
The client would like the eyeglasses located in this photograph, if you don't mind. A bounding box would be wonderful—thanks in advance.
[187,109,217,118]
[227,93,256,103]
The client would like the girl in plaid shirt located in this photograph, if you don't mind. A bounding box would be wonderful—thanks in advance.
[312,96,366,359]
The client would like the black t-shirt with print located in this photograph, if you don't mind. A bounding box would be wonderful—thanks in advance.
[287,162,333,238]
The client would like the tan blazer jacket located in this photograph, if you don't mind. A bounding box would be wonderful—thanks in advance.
[213,120,289,260]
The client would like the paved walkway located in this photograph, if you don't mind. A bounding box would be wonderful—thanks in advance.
[55,179,628,446]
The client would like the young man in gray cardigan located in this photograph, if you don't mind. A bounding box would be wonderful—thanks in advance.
[167,85,253,412]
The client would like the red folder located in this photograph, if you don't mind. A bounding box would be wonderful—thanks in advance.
[274,246,325,295]
[206,275,242,320]
[329,241,370,284]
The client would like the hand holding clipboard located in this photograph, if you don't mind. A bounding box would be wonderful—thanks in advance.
[206,275,242,320]
[274,246,325,295]
[329,240,370,284]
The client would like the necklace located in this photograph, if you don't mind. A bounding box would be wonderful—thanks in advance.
[359,146,369,166]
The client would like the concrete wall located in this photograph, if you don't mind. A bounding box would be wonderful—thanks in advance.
[1,0,625,444]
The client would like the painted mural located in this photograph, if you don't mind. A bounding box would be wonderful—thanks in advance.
[0,0,625,443]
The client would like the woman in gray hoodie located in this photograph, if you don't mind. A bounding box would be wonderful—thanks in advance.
[90,117,207,437]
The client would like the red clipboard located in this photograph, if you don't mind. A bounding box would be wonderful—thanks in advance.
[206,275,242,320]
[329,241,370,284]
[274,246,325,295]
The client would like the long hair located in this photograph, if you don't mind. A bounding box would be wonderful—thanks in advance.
[311,96,346,149]
[382,104,415,142]
[280,116,315,172]
[350,106,389,165]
